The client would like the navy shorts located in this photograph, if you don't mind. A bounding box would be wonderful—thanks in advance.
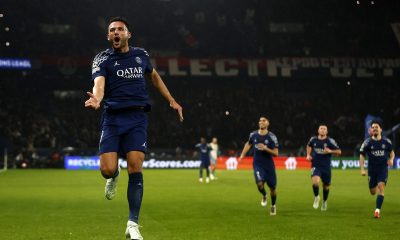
[368,168,388,189]
[311,167,331,185]
[99,109,148,156]
[200,159,210,168]
[253,164,277,189]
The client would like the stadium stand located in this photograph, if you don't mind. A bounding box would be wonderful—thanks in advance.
[1,0,399,167]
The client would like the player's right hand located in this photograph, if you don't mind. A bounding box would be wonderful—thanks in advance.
[306,155,312,161]
[361,169,366,176]
[169,100,184,122]
[85,92,100,110]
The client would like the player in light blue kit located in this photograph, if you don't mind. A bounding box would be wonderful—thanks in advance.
[306,125,341,211]
[85,17,183,239]
[239,116,279,215]
[359,121,394,218]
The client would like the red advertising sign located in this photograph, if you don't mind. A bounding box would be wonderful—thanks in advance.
[216,156,311,170]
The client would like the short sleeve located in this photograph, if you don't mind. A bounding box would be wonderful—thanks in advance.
[269,133,279,149]
[91,50,111,81]
[328,138,340,150]
[307,137,315,147]
[141,48,153,74]
[359,139,369,156]
[248,132,255,144]
[386,138,393,152]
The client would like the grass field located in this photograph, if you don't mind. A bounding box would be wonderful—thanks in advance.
[0,169,399,240]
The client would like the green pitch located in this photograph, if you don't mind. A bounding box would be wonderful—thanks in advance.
[0,169,399,240]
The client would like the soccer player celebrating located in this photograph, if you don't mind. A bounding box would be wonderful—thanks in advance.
[239,116,279,215]
[195,137,212,183]
[85,17,183,239]
[306,125,341,211]
[359,121,394,218]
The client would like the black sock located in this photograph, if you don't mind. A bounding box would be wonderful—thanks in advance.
[323,188,329,201]
[258,186,267,196]
[376,195,384,209]
[101,168,119,179]
[127,172,143,223]
[112,168,120,179]
[271,195,277,205]
[313,185,319,197]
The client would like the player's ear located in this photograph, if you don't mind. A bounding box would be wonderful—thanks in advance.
[128,31,132,39]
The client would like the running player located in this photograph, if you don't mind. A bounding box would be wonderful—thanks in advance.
[239,116,279,215]
[306,125,341,211]
[359,121,394,218]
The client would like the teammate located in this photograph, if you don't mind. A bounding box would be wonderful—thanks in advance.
[195,137,212,183]
[209,137,219,180]
[85,17,183,239]
[239,116,279,215]
[359,121,394,218]
[306,125,341,211]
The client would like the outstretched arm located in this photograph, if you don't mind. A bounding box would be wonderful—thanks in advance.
[85,76,105,110]
[239,142,252,162]
[148,69,183,122]
[306,146,312,161]
[359,154,366,176]
[388,150,395,167]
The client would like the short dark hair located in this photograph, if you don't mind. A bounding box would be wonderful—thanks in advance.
[108,17,130,31]
[371,120,382,128]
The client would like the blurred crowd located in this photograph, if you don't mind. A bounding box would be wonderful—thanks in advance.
[2,0,399,58]
[1,74,399,168]
[1,0,399,167]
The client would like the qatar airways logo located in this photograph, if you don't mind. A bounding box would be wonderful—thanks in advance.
[314,148,325,154]
[117,67,143,79]
[371,150,385,157]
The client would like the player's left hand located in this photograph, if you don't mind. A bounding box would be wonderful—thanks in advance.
[323,147,332,154]
[256,143,267,151]
[85,92,100,110]
[388,160,394,167]
[170,100,184,122]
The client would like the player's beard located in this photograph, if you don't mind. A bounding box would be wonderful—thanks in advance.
[110,37,126,52]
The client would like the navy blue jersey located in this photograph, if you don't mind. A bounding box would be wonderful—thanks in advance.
[195,143,211,161]
[248,131,279,169]
[360,137,393,170]
[307,136,340,169]
[91,47,153,110]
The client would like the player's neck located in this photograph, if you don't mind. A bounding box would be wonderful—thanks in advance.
[258,129,268,135]
[318,135,327,140]
[113,45,130,53]
[372,135,382,141]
